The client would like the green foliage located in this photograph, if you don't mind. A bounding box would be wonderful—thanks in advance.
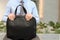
[48,21,55,26]
[37,22,47,34]
[0,21,6,32]
[55,29,60,34]
[55,22,60,29]
[38,22,47,29]
[48,21,60,29]
[37,21,60,34]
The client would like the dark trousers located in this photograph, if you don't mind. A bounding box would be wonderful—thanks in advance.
[12,39,31,40]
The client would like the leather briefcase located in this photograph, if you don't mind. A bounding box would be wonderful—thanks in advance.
[6,5,36,40]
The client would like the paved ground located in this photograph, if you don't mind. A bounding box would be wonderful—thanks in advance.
[0,32,60,40]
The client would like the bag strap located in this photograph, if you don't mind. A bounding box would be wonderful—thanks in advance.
[15,5,27,15]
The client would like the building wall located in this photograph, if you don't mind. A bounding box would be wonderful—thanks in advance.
[41,0,59,23]
[58,0,60,22]
[0,0,8,21]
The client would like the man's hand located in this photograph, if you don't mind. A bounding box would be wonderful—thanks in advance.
[8,13,32,21]
[25,13,33,21]
[8,13,15,21]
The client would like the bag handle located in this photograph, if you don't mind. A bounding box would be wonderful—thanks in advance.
[15,5,27,15]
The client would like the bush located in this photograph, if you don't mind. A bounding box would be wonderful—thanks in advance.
[0,21,6,32]
[55,29,60,34]
[37,21,60,34]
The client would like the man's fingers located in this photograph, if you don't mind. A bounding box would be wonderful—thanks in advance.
[8,13,15,21]
[25,13,33,21]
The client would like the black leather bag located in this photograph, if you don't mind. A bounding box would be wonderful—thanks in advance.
[6,5,36,40]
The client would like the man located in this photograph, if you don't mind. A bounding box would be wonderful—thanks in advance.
[2,0,40,23]
[2,0,40,40]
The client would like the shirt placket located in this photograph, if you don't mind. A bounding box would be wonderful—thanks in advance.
[20,0,25,16]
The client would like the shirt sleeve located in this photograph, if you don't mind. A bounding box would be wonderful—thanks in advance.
[32,2,40,23]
